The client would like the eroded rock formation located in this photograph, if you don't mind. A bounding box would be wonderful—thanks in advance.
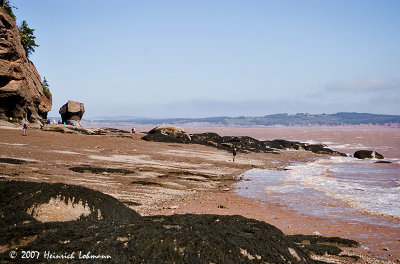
[0,9,51,125]
[59,100,85,127]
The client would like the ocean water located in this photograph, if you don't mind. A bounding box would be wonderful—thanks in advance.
[231,127,400,227]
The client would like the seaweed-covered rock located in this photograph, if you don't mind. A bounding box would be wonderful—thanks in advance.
[288,235,359,256]
[264,139,304,150]
[265,140,346,156]
[127,214,313,263]
[142,127,346,156]
[303,144,346,156]
[142,125,191,142]
[0,181,140,225]
[354,150,384,159]
[0,180,327,263]
[191,133,275,153]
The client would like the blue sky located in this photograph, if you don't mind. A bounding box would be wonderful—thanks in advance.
[12,0,400,118]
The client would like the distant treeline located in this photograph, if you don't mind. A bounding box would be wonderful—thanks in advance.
[86,112,400,127]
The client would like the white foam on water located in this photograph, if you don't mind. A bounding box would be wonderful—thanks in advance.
[325,143,367,150]
[282,157,400,219]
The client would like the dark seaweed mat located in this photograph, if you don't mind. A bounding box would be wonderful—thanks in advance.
[131,181,162,186]
[0,158,27,165]
[288,235,358,256]
[0,181,346,263]
[69,166,134,175]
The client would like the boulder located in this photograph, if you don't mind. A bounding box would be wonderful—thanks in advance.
[59,100,85,127]
[142,125,191,142]
[0,9,51,125]
[354,150,384,160]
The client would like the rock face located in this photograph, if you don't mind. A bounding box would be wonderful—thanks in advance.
[0,9,51,125]
[59,100,85,127]
[354,150,384,160]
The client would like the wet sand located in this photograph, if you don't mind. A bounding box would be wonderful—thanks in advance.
[1,124,399,263]
[0,125,317,215]
[160,188,400,262]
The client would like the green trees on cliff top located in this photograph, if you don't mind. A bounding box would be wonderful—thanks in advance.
[18,20,39,58]
[2,1,39,58]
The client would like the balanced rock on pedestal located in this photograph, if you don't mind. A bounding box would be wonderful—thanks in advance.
[59,100,85,127]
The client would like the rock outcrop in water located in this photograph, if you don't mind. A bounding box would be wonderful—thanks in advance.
[0,181,358,263]
[143,126,346,156]
[265,139,347,156]
[354,150,384,160]
[59,100,85,127]
[0,9,51,125]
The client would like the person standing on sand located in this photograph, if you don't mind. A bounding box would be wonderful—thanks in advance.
[233,147,237,162]
[23,123,27,136]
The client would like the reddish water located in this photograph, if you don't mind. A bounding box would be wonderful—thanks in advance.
[183,126,400,159]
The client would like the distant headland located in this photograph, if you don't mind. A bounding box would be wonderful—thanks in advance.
[81,112,400,128]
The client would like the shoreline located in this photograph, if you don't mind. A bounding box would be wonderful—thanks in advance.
[159,173,400,262]
[1,124,399,262]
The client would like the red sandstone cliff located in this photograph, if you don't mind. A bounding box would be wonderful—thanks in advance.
[0,8,51,125]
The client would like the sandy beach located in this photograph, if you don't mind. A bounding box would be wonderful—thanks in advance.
[1,124,399,263]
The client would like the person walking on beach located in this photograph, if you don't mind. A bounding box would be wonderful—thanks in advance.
[23,123,27,136]
[233,147,237,162]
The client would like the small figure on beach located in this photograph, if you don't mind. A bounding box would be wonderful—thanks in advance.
[132,127,136,134]
[23,123,27,136]
[233,147,237,162]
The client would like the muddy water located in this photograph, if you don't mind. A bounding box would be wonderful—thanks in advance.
[183,127,400,257]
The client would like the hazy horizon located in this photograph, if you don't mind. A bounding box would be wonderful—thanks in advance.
[12,0,400,118]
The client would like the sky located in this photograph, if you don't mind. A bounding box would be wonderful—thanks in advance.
[11,0,400,118]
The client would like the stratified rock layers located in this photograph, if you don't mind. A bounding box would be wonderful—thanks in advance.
[0,9,51,125]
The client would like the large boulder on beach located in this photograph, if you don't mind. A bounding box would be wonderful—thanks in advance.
[59,100,85,127]
[142,125,191,142]
[354,150,384,159]
[0,10,52,125]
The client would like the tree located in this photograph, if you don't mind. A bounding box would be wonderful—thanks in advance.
[18,20,39,58]
[42,77,51,99]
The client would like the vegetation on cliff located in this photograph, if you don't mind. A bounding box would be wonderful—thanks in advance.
[18,19,39,58]
[41,77,51,99]
[0,0,15,20]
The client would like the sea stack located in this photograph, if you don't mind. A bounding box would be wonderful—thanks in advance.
[59,100,85,127]
[0,9,52,125]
